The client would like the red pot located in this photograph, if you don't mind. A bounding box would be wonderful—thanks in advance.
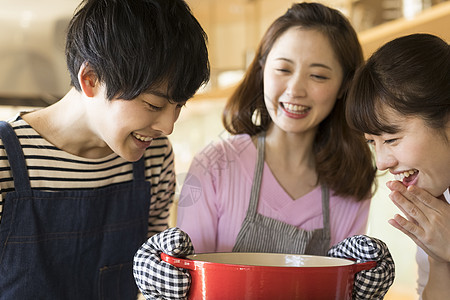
[162,252,376,300]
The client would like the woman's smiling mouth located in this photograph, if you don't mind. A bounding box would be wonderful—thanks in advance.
[393,169,419,185]
[279,102,311,118]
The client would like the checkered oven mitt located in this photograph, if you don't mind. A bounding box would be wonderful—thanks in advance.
[327,235,395,299]
[133,227,194,300]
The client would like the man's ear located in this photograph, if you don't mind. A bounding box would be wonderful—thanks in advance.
[78,63,98,98]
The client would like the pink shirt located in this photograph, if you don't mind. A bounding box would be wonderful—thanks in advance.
[177,134,370,253]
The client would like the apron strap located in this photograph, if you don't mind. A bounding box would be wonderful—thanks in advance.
[247,131,331,235]
[320,184,331,240]
[246,132,265,217]
[0,121,31,192]
[132,156,146,181]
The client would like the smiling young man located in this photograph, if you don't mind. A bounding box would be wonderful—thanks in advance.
[0,0,209,298]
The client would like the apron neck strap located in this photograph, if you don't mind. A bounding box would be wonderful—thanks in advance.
[246,132,266,217]
[320,184,331,238]
[247,131,330,234]
[132,156,146,181]
[0,121,31,192]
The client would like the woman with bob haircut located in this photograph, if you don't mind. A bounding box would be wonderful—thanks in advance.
[346,33,450,299]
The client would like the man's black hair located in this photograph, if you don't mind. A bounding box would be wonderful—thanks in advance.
[66,0,210,102]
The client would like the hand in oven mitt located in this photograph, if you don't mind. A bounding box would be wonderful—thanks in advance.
[133,227,194,300]
[327,235,395,299]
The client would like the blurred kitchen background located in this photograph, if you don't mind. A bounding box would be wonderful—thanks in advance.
[1,0,449,299]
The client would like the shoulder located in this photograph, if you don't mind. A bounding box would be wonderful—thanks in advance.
[194,133,253,160]
[186,134,257,186]
[0,116,45,145]
[0,117,33,135]
[223,133,254,152]
[189,134,254,171]
[0,117,41,159]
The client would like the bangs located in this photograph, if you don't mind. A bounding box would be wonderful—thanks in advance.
[113,20,209,103]
[346,66,401,135]
[68,0,210,103]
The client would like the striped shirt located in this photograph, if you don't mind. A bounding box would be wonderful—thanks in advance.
[0,117,175,237]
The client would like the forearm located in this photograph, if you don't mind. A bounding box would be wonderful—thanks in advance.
[422,258,450,299]
[148,189,173,236]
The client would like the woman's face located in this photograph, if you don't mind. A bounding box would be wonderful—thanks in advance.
[365,109,450,197]
[263,27,343,135]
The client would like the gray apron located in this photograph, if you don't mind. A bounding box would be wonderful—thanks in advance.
[232,132,331,255]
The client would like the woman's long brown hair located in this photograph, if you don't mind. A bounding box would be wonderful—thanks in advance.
[222,2,376,201]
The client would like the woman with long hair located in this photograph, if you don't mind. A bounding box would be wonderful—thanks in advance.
[177,2,376,255]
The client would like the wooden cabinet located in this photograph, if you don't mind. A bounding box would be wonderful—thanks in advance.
[186,0,449,90]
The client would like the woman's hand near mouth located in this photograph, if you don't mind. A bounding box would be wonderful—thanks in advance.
[386,180,450,263]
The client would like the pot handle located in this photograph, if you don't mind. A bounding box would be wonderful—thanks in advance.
[161,252,196,270]
[354,260,377,273]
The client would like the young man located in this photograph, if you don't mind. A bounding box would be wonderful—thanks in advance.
[0,0,209,298]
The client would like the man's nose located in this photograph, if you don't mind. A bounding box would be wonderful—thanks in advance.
[151,106,180,135]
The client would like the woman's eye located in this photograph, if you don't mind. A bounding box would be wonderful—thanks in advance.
[383,139,398,144]
[365,139,375,145]
[311,74,328,80]
[275,68,290,73]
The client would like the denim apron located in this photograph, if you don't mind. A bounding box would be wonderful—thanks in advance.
[233,132,331,255]
[0,121,150,299]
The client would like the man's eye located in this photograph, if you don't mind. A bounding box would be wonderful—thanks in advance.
[147,103,162,111]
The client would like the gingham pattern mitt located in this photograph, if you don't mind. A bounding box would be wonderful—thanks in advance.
[327,235,395,299]
[133,227,194,300]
